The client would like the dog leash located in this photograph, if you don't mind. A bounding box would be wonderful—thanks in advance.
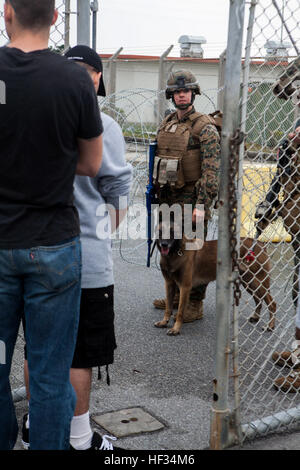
[150,240,157,258]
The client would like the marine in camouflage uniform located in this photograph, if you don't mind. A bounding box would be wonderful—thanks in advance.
[255,56,300,308]
[153,70,220,321]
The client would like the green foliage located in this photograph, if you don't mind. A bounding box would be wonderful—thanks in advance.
[246,82,294,149]
[49,45,65,55]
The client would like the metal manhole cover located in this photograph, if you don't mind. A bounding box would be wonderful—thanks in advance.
[92,407,165,437]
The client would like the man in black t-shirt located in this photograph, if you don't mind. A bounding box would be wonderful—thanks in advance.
[0,0,103,450]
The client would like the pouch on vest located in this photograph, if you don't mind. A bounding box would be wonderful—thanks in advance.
[166,159,179,187]
[153,156,185,188]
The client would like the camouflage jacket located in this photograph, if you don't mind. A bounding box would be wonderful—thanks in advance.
[194,120,220,211]
[156,107,220,214]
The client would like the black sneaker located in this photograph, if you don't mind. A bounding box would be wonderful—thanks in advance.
[70,431,124,451]
[21,413,30,450]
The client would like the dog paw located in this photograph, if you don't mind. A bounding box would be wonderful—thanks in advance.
[154,321,168,328]
[248,315,259,324]
[167,328,180,336]
[262,323,275,332]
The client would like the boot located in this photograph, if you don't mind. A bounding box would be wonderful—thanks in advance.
[272,351,295,368]
[153,294,179,310]
[272,342,300,369]
[274,371,300,393]
[174,300,203,323]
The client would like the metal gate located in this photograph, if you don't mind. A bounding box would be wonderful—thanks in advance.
[211,0,300,449]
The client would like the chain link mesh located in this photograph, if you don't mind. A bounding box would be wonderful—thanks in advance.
[0,0,220,403]
[231,0,300,443]
[0,0,70,50]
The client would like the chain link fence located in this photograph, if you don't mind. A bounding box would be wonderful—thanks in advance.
[8,83,220,402]
[4,0,300,450]
[0,0,221,405]
[211,0,300,449]
[0,0,71,50]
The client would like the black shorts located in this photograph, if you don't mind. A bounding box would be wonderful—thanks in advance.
[23,285,117,369]
[72,285,117,368]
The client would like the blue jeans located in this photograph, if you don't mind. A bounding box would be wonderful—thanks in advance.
[0,237,81,450]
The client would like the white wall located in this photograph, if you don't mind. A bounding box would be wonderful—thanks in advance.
[100,56,289,126]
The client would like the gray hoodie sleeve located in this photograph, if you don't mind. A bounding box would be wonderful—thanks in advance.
[97,113,133,208]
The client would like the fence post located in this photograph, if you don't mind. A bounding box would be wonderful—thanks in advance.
[217,49,226,111]
[232,0,257,437]
[210,0,246,450]
[104,48,123,119]
[91,0,98,50]
[77,0,90,46]
[105,47,123,96]
[64,0,71,51]
[157,45,173,126]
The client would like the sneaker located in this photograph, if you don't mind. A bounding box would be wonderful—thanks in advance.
[274,371,300,393]
[70,431,124,451]
[21,413,30,450]
[22,418,123,451]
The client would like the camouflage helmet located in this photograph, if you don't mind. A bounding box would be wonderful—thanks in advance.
[165,70,201,99]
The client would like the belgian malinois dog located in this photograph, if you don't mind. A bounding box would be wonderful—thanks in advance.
[154,221,276,336]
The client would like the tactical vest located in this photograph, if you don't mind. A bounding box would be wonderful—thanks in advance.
[153,111,217,190]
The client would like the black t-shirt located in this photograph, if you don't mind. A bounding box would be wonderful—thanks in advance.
[0,47,103,248]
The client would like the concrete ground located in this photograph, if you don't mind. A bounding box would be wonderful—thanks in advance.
[10,240,300,452]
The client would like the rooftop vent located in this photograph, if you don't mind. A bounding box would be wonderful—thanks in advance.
[178,35,207,58]
[264,40,291,58]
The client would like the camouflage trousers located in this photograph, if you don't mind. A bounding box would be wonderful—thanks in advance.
[158,186,208,302]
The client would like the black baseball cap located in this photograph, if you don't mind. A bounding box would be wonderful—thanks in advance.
[65,45,106,97]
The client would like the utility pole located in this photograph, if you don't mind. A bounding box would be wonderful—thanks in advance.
[91,1,99,50]
[77,0,90,46]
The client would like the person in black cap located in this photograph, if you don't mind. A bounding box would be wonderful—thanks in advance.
[22,45,132,451]
[65,45,106,97]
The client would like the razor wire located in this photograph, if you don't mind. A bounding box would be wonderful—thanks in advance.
[98,87,220,268]
[226,0,300,446]
[5,83,220,396]
[0,0,221,397]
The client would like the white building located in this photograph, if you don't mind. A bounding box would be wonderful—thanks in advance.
[99,52,293,127]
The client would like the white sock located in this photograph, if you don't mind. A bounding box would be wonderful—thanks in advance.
[70,411,93,450]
